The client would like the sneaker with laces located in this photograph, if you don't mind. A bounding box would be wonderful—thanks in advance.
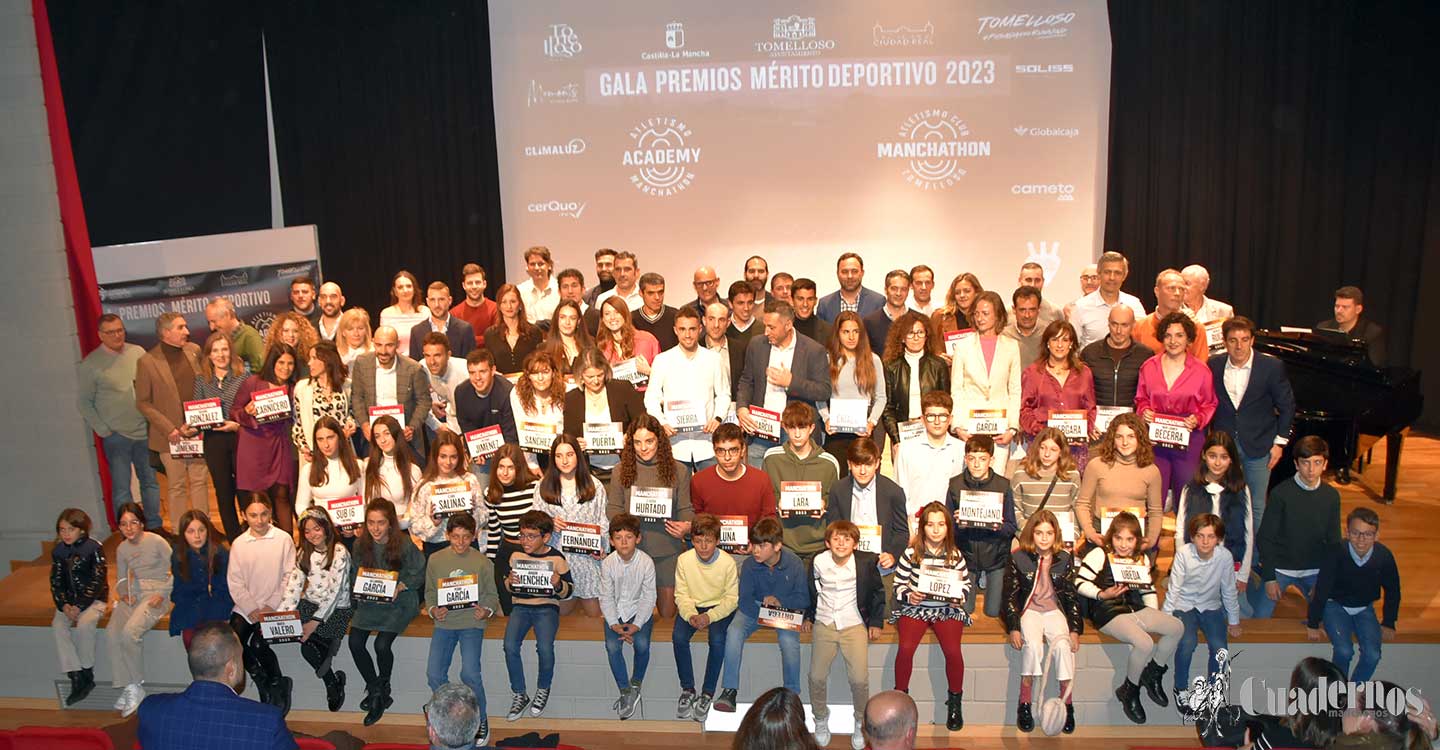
[713,688,738,713]
[691,692,713,722]
[113,685,132,711]
[120,684,145,718]
[850,728,865,750]
[529,687,550,718]
[506,692,530,721]
[617,687,640,720]
[813,712,832,746]
[474,718,490,747]
[676,689,696,719]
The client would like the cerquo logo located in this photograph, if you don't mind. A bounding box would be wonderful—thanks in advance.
[1014,126,1081,138]
[624,117,700,197]
[873,22,935,47]
[642,21,712,61]
[1012,183,1076,201]
[878,110,992,191]
[523,138,587,158]
[1015,62,1074,75]
[756,15,836,58]
[526,80,580,107]
[976,12,1077,41]
[527,200,587,219]
[543,24,582,59]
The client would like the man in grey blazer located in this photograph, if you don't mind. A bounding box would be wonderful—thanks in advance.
[736,299,831,467]
[350,326,432,460]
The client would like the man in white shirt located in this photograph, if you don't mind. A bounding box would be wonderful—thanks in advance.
[1070,251,1148,349]
[315,282,345,342]
[350,326,431,459]
[1014,262,1065,329]
[596,250,644,312]
[1064,263,1101,321]
[704,301,744,402]
[892,392,965,528]
[735,299,831,467]
[516,246,560,324]
[907,264,936,316]
[419,332,468,438]
[645,306,731,472]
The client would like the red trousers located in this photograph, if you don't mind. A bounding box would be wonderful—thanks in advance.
[893,615,966,692]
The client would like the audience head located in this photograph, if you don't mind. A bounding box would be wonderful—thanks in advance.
[426,683,482,750]
[1280,658,1347,746]
[187,622,245,692]
[1334,285,1365,326]
[731,687,821,750]
[864,690,919,750]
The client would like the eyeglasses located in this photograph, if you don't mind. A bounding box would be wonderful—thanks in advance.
[906,330,927,338]
[518,532,543,540]
[694,279,718,287]
[714,447,743,456]
[923,413,950,422]
[1348,529,1377,539]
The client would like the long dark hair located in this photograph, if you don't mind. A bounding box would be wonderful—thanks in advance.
[172,509,226,583]
[296,507,339,575]
[543,299,593,373]
[1191,431,1248,494]
[356,498,405,570]
[618,414,675,489]
[309,416,362,489]
[730,688,821,750]
[1280,658,1346,745]
[485,444,540,505]
[307,340,348,391]
[419,428,470,486]
[363,415,415,502]
[258,342,299,387]
[827,311,877,395]
[538,434,597,505]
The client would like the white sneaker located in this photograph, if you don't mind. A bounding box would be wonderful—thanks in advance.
[113,685,130,711]
[118,684,145,717]
[850,729,865,750]
[814,712,831,746]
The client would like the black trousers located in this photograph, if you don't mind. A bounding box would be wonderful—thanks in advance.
[203,431,242,540]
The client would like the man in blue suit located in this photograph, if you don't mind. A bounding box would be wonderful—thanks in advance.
[138,622,297,750]
[736,299,832,467]
[816,253,885,323]
[1208,316,1296,533]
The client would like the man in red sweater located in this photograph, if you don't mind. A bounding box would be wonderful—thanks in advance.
[691,424,777,555]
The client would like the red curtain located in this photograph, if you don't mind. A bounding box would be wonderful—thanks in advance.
[33,0,114,527]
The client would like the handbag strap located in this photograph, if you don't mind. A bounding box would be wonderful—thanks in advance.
[1034,474,1060,513]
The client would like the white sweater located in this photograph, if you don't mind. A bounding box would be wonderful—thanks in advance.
[367,452,423,529]
[295,457,366,515]
[278,544,352,619]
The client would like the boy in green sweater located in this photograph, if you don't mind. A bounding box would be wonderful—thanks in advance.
[424,514,501,747]
[762,402,840,563]
[1249,436,1342,619]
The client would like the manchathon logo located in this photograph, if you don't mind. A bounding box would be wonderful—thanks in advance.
[623,116,700,197]
[543,24,582,59]
[877,110,992,191]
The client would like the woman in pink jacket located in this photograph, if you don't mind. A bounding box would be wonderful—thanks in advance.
[1134,312,1218,511]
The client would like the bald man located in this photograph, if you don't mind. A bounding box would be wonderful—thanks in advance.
[1064,263,1101,322]
[1080,305,1149,435]
[689,266,721,319]
[349,325,431,460]
[1132,268,1209,359]
[863,691,918,750]
[315,282,345,341]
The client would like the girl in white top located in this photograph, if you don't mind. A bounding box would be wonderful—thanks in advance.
[364,415,422,530]
[951,291,1024,468]
[509,350,567,470]
[532,434,610,617]
[106,502,173,717]
[337,308,374,368]
[278,507,354,711]
[227,494,298,713]
[296,416,366,517]
[379,270,428,356]
[408,428,485,556]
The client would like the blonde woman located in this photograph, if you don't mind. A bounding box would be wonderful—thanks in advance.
[337,308,374,367]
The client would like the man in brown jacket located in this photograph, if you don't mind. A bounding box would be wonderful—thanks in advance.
[134,312,208,530]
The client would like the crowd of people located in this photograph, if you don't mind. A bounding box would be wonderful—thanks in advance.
[60,248,1407,746]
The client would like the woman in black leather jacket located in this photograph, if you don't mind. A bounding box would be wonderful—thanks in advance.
[881,311,950,454]
[1001,510,1082,733]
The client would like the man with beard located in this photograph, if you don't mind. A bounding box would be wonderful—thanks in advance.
[791,278,832,347]
[583,248,618,307]
[315,282,345,342]
[450,263,498,347]
[818,253,884,323]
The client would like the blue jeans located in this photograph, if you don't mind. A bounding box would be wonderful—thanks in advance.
[503,604,559,693]
[1247,571,1318,619]
[1323,600,1383,681]
[746,436,779,469]
[1174,608,1229,691]
[721,610,801,693]
[604,617,655,691]
[1237,446,1273,539]
[672,606,735,695]
[427,626,487,716]
[101,433,161,528]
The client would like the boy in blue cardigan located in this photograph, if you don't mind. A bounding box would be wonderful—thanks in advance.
[1306,507,1400,681]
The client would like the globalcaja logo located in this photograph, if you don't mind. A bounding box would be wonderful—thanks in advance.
[976,12,1077,41]
[523,138,587,158]
[1012,183,1076,201]
[1014,126,1081,138]
[756,15,836,58]
[872,22,935,47]
[877,110,992,191]
[543,24,582,59]
[1015,63,1074,75]
[526,200,588,220]
[624,116,700,197]
[527,80,580,107]
[642,21,711,61]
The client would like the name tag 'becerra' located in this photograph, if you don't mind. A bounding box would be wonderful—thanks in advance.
[353,568,399,602]
[438,575,480,610]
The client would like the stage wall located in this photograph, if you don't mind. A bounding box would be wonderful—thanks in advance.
[490,0,1110,303]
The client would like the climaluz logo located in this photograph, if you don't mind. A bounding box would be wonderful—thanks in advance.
[624,117,700,197]
[527,200,587,219]
[523,138,587,157]
[879,110,991,191]
[1012,183,1076,201]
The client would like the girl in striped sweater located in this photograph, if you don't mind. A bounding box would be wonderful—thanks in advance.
[890,501,971,732]
[483,444,541,615]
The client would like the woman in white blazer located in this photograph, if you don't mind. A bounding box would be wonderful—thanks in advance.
[950,291,1024,463]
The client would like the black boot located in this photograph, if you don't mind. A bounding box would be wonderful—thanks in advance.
[1063,703,1076,734]
[1115,679,1147,724]
[302,635,337,681]
[1139,661,1170,707]
[1016,702,1034,733]
[359,681,374,712]
[70,667,95,706]
[364,681,393,726]
[945,691,964,732]
[64,671,82,706]
[322,670,346,712]
[253,670,271,705]
[270,675,294,717]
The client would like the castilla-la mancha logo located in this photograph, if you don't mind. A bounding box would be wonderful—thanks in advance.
[623,117,701,197]
[877,110,992,191]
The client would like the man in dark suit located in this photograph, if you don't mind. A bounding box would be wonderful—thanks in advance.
[137,623,297,750]
[1208,316,1296,535]
[409,281,476,360]
[824,437,909,571]
[1315,285,1386,366]
[736,299,832,467]
[351,325,432,460]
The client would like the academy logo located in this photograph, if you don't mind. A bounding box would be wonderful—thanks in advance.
[623,117,700,197]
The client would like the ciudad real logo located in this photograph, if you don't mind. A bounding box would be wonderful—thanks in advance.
[878,109,992,191]
[523,138,587,158]
[1012,183,1076,201]
[527,200,587,219]
[1014,126,1080,138]
[543,23,582,59]
[623,116,700,197]
[872,22,935,47]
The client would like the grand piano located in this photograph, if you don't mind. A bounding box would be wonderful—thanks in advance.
[1253,329,1423,501]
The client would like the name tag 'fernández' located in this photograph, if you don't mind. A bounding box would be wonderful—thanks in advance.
[558,522,605,555]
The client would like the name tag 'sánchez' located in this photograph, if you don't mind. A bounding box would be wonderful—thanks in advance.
[718,516,749,553]
[368,404,404,427]
[183,398,224,429]
[1148,414,1190,450]
[519,420,559,452]
[967,408,1008,436]
[353,568,399,602]
[582,422,624,454]
[779,481,824,518]
[326,495,364,530]
[1047,410,1088,443]
[558,522,605,555]
[438,575,480,610]
[259,611,303,643]
[757,605,805,630]
[1109,555,1152,588]
[629,486,673,520]
[464,426,504,462]
[665,400,706,432]
[429,480,473,518]
[749,406,782,442]
[511,559,555,596]
[252,387,292,424]
[953,490,1005,529]
[916,563,966,604]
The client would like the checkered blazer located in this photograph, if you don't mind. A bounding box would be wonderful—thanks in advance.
[137,680,297,750]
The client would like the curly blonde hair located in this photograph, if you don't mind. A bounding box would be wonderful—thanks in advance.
[263,311,319,362]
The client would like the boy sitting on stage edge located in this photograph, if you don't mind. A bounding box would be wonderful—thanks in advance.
[713,517,810,713]
[671,513,739,722]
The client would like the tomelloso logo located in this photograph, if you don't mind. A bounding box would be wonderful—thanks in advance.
[1012,183,1075,201]
[642,21,711,61]
[1015,63,1074,75]
[543,24,582,58]
[1014,126,1081,138]
[977,12,1076,41]
[757,15,836,58]
[526,80,580,107]
[878,110,992,191]
[523,138,587,157]
[527,200,587,219]
[872,22,935,47]
[624,116,700,197]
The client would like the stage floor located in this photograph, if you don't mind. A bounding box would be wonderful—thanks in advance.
[4,434,1436,645]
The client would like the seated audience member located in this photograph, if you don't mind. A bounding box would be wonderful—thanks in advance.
[881,314,951,461]
[764,402,841,564]
[1249,435,1342,619]
[1019,320,1096,470]
[690,424,778,541]
[1075,413,1165,550]
[450,263,499,347]
[542,298,593,374]
[672,513,740,723]
[1079,305,1147,437]
[1133,269,1209,360]
[599,513,657,720]
[350,325,431,459]
[950,291,1023,467]
[819,252,885,322]
[51,508,107,707]
[381,270,427,356]
[770,272,794,304]
[704,301,746,402]
[731,687,822,750]
[1208,316,1295,533]
[336,307,374,367]
[932,272,982,337]
[607,414,695,620]
[1062,263,1101,322]
[907,264,937,316]
[1224,657,1345,750]
[1002,511,1081,734]
[822,311,887,473]
[418,332,468,438]
[1014,261,1065,328]
[1316,285,1386,366]
[566,348,646,478]
[1135,312,1218,509]
[862,269,911,357]
[1306,507,1400,682]
[893,391,965,523]
[807,520,886,749]
[483,283,543,376]
[645,305,731,473]
[409,282,476,361]
[584,248,618,307]
[1003,286,1046,366]
[517,246,560,325]
[426,682,484,750]
[736,299,832,467]
[689,265,722,319]
[863,690,920,750]
[947,434,1017,618]
[714,517,810,713]
[631,272,679,351]
[791,277,834,347]
[744,255,770,306]
[726,280,762,353]
[1070,251,1147,349]
[825,438,908,574]
[136,622,297,750]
